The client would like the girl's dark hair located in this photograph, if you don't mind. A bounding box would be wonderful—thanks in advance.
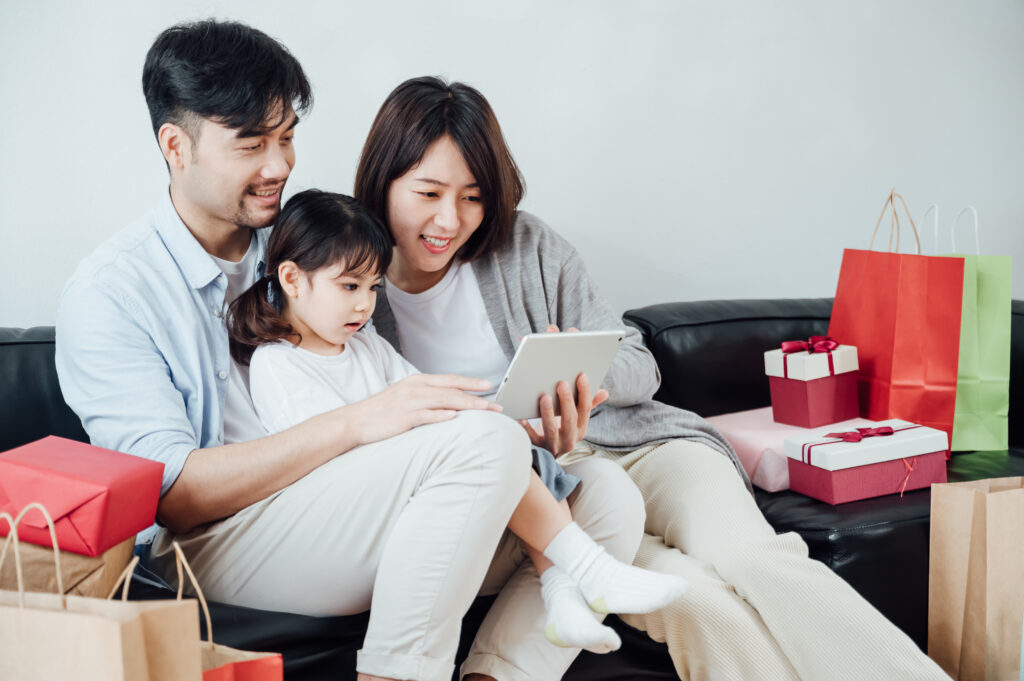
[354,76,524,261]
[228,190,393,365]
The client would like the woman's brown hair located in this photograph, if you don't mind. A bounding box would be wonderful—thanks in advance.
[227,189,393,365]
[354,76,525,261]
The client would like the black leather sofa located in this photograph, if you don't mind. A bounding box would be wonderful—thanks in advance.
[2,297,1021,680]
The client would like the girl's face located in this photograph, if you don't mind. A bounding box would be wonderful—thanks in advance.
[280,260,382,356]
[385,135,485,294]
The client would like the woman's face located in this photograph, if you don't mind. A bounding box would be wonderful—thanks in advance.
[385,135,485,293]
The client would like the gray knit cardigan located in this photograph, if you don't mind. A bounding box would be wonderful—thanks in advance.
[372,211,751,491]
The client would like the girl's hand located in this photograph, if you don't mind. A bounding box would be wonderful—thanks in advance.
[346,373,500,445]
[518,325,610,456]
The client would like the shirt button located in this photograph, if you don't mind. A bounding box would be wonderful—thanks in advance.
[213,307,223,318]
[218,370,228,380]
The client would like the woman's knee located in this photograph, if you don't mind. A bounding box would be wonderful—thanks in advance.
[566,457,645,561]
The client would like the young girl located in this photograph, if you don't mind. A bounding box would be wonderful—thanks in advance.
[228,188,686,655]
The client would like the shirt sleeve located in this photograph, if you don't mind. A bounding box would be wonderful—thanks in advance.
[55,277,199,497]
[552,247,661,408]
[249,345,346,434]
[362,328,420,385]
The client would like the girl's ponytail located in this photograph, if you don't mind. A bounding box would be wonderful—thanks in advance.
[227,273,293,365]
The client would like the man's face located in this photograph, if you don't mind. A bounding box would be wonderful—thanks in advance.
[175,106,297,231]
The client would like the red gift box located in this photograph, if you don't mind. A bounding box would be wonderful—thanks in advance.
[787,451,947,504]
[0,436,163,556]
[768,373,859,428]
[765,337,859,428]
[783,420,948,504]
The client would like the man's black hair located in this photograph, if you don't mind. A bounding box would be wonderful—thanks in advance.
[142,19,313,141]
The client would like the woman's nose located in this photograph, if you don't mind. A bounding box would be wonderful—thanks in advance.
[433,197,459,231]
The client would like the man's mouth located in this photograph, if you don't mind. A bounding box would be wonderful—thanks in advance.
[248,186,282,206]
[421,235,452,254]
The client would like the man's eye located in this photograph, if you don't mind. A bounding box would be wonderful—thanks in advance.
[242,143,261,152]
[281,136,294,145]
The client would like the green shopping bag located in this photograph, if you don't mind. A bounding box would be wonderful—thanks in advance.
[927,206,1012,451]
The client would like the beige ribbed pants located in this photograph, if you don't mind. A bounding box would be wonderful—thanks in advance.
[566,439,952,681]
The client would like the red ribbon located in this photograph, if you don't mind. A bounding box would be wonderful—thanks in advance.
[801,425,920,465]
[898,457,917,497]
[780,336,839,378]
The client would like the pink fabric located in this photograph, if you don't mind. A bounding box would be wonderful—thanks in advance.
[706,407,874,492]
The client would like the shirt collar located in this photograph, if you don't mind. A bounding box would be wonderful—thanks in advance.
[154,190,270,290]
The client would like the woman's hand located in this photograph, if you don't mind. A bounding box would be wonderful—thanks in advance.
[518,325,610,456]
[345,373,500,445]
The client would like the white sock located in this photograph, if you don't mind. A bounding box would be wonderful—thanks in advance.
[540,567,622,654]
[543,522,688,614]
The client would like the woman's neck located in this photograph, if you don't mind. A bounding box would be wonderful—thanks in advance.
[386,257,456,294]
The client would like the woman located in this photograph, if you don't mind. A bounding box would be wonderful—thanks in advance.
[355,77,951,681]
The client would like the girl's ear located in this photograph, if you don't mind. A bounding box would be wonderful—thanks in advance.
[278,261,302,299]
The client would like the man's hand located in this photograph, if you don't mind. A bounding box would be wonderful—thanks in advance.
[346,373,501,445]
[518,325,610,456]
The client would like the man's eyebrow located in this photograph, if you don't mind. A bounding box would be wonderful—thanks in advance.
[413,177,479,188]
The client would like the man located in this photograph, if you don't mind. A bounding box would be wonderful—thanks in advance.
[55,20,642,681]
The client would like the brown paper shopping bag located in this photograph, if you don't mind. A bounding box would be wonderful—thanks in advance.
[0,503,202,681]
[0,535,135,597]
[169,543,284,681]
[929,478,1024,680]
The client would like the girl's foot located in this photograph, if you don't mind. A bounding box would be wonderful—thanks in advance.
[540,567,621,653]
[543,522,688,614]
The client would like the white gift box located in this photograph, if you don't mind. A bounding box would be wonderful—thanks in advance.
[783,419,949,471]
[764,344,858,381]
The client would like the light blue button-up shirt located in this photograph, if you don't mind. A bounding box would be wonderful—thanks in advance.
[56,193,269,495]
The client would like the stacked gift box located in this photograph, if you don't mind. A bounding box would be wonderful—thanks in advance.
[724,336,952,504]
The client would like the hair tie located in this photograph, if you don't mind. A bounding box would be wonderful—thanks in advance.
[265,275,278,308]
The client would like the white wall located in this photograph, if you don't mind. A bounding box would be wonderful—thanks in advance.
[2,1,1022,327]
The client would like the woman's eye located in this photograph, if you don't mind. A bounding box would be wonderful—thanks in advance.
[418,191,439,198]
[465,195,482,203]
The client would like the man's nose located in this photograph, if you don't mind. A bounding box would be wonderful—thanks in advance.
[261,144,292,181]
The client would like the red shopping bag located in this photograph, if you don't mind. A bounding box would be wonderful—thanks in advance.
[828,191,964,444]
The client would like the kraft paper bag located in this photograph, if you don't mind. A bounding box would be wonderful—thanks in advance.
[0,504,203,681]
[829,190,964,445]
[926,205,1013,452]
[929,478,1024,680]
[170,543,284,681]
[0,535,135,597]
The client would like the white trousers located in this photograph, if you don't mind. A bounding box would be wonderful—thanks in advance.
[564,439,952,681]
[151,411,645,681]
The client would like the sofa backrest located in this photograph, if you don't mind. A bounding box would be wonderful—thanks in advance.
[0,327,87,451]
[625,298,1024,449]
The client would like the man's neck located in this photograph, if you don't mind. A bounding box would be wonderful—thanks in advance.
[168,185,253,262]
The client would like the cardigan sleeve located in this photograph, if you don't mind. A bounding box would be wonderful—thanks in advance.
[549,242,662,408]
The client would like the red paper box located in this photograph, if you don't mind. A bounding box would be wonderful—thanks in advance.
[765,338,859,428]
[768,373,860,428]
[0,436,163,556]
[783,419,948,504]
[787,451,947,504]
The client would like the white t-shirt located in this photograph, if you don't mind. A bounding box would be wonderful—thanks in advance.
[209,235,267,444]
[385,261,509,399]
[248,329,418,435]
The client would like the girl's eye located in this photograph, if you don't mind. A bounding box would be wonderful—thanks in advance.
[342,283,358,291]
[370,283,382,291]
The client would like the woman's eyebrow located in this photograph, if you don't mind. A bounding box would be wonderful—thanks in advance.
[413,177,479,188]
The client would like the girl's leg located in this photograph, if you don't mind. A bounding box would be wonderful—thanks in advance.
[612,439,951,681]
[152,411,530,681]
[509,469,687,617]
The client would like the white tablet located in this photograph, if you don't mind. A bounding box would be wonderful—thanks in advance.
[493,330,625,421]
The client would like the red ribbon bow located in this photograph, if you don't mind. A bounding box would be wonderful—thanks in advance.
[822,426,895,443]
[780,336,840,378]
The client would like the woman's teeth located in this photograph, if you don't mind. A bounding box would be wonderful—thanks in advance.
[422,236,449,247]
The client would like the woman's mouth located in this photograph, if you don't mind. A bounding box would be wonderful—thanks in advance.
[421,235,452,254]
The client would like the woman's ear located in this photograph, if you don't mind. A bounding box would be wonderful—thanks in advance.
[278,261,302,299]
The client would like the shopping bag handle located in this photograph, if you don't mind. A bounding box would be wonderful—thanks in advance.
[106,555,141,602]
[951,206,980,254]
[172,541,216,648]
[869,189,922,254]
[0,503,66,609]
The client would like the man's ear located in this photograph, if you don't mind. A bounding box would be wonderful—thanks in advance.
[278,261,302,299]
[158,122,191,170]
